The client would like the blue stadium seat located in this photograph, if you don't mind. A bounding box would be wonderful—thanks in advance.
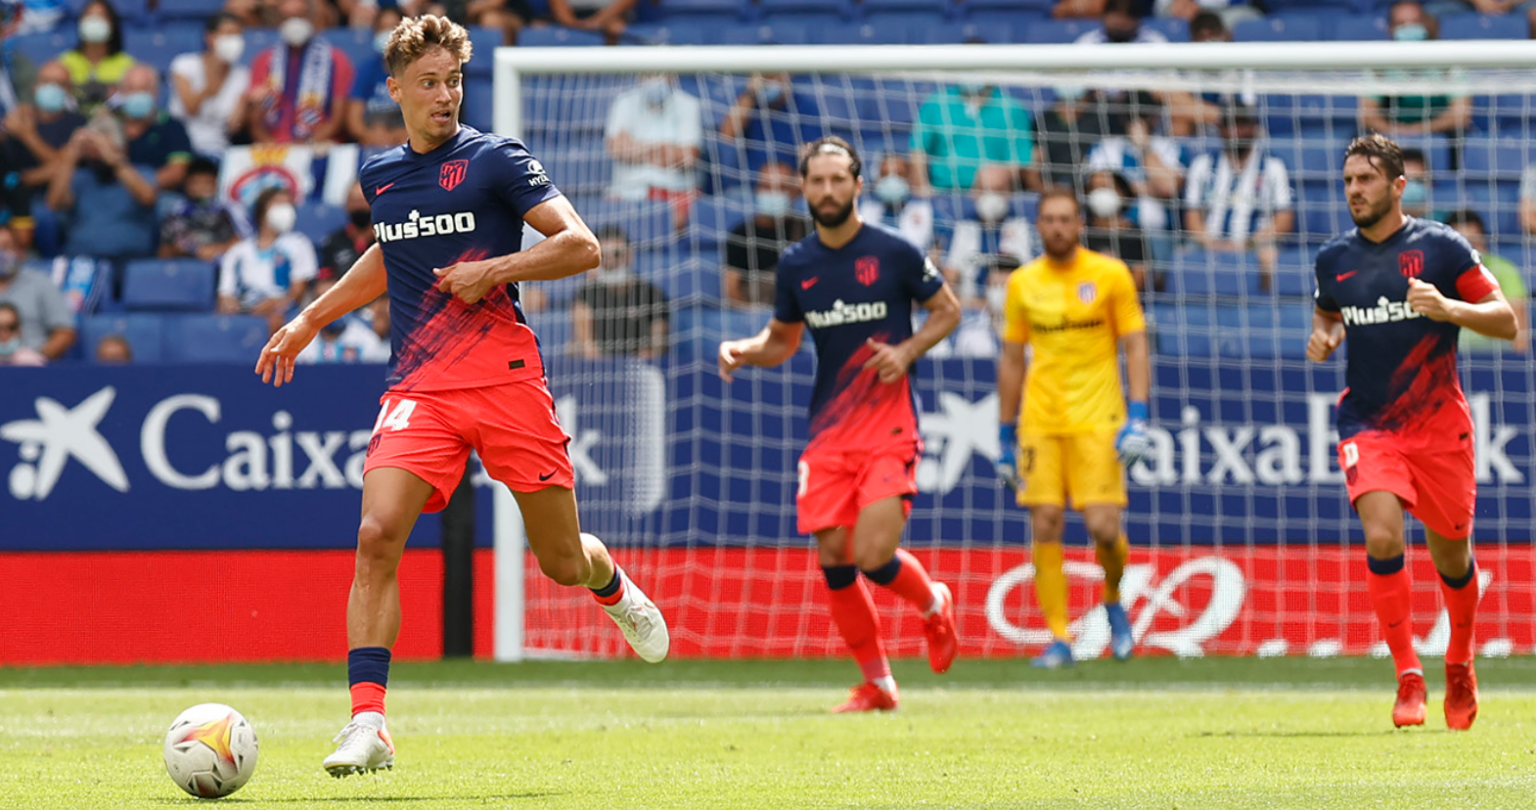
[691,198,750,248]
[519,27,607,47]
[80,313,166,363]
[71,0,147,21]
[962,0,1053,12]
[1152,302,1215,357]
[1461,137,1532,180]
[295,202,346,246]
[155,0,224,20]
[1169,249,1252,298]
[1392,133,1451,172]
[465,27,502,76]
[462,76,495,133]
[123,25,206,76]
[583,200,675,248]
[161,315,270,363]
[1331,14,1388,40]
[317,28,377,79]
[650,0,747,20]
[121,259,217,312]
[756,0,852,21]
[1262,93,1358,138]
[862,0,950,12]
[720,21,810,44]
[921,20,1013,43]
[624,21,715,45]
[7,30,77,67]
[1302,200,1352,238]
[1271,246,1313,298]
[1141,16,1189,42]
[815,18,917,44]
[241,29,278,67]
[1233,16,1323,42]
[1440,13,1530,40]
[1023,19,1095,44]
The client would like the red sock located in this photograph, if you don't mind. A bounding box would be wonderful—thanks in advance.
[350,682,387,717]
[825,577,890,683]
[1366,555,1421,677]
[864,549,938,615]
[1439,563,1480,666]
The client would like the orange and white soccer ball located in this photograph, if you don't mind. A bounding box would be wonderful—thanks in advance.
[163,703,259,799]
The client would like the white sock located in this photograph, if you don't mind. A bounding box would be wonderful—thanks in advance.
[353,711,386,729]
[873,676,897,694]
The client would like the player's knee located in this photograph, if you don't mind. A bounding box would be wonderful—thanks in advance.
[355,516,406,578]
[1362,523,1405,559]
[538,553,591,588]
[1031,508,1066,541]
[1084,516,1119,546]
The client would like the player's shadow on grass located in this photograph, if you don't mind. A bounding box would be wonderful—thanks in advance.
[147,792,561,804]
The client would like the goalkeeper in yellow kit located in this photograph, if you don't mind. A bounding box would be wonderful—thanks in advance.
[995,188,1152,669]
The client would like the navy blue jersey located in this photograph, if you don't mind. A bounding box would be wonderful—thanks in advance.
[1314,216,1500,440]
[773,223,946,452]
[360,125,561,392]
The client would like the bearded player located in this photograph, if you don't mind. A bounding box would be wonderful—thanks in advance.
[1311,134,1515,730]
[255,15,669,775]
[994,189,1151,669]
[718,137,961,713]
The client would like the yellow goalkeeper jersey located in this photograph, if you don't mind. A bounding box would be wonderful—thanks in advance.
[1002,247,1146,435]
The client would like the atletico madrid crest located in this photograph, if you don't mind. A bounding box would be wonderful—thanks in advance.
[856,256,880,286]
[440,160,469,191]
[1398,250,1424,279]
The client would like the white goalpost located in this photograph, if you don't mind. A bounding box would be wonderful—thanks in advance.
[490,40,1536,663]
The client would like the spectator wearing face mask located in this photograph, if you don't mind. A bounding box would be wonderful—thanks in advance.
[857,153,934,252]
[295,277,382,363]
[1083,170,1153,292]
[3,60,86,200]
[604,72,701,206]
[116,64,194,192]
[159,157,249,261]
[218,186,316,332]
[1073,0,1167,44]
[347,6,408,148]
[718,72,822,174]
[46,113,157,260]
[911,80,1035,194]
[1361,1,1470,138]
[59,0,136,114]
[572,226,670,360]
[1084,93,1185,237]
[1183,102,1293,278]
[247,0,355,144]
[1399,147,1432,220]
[169,12,252,158]
[318,182,374,281]
[942,164,1034,307]
[724,162,808,306]
[0,226,73,360]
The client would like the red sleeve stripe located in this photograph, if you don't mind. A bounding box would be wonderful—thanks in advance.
[1456,264,1500,303]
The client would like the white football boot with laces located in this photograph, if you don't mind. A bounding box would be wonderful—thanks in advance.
[323,717,395,777]
[601,568,670,663]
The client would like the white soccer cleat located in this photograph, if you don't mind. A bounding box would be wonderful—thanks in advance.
[322,720,395,778]
[602,568,670,663]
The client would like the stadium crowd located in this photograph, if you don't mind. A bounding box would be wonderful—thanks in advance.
[0,0,1530,367]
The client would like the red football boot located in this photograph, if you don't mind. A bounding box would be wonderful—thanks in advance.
[1393,671,1427,728]
[831,683,898,713]
[925,582,957,675]
[1444,662,1479,731]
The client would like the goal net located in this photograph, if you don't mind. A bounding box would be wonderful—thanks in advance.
[490,41,1536,662]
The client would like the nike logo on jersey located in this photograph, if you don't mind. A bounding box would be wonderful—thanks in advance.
[801,277,819,290]
[375,182,396,195]
[1336,270,1358,281]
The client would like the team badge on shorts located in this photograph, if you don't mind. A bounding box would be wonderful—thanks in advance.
[1398,250,1424,279]
[1078,282,1097,304]
[440,159,469,191]
[856,256,880,286]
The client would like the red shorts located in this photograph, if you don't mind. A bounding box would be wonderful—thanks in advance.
[363,378,574,513]
[796,442,919,536]
[1338,430,1476,540]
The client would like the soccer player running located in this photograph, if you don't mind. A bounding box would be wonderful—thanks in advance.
[718,137,961,713]
[254,15,669,775]
[994,189,1151,670]
[1310,134,1515,730]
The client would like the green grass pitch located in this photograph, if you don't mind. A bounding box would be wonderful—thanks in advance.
[3,657,1536,809]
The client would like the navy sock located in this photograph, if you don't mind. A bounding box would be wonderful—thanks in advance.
[348,646,391,688]
[860,556,903,586]
[590,569,622,598]
[822,564,858,590]
[1440,559,1476,590]
[1367,553,1405,576]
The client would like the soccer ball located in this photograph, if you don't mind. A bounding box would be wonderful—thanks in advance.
[162,703,259,799]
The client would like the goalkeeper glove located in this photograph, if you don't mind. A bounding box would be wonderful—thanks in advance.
[1116,401,1151,467]
[996,422,1023,492]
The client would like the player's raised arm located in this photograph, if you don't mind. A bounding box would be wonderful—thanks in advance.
[434,196,600,304]
[1406,278,1518,341]
[718,319,804,382]
[256,243,388,387]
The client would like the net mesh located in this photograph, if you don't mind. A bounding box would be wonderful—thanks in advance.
[506,55,1536,661]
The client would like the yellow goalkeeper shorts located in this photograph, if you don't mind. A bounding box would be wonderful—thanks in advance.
[1017,430,1127,510]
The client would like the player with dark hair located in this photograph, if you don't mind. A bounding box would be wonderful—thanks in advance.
[1310,133,1516,730]
[994,188,1151,669]
[718,135,962,713]
[255,14,669,776]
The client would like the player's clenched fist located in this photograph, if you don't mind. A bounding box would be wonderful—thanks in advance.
[1306,325,1342,363]
[1406,277,1456,321]
[718,340,747,382]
